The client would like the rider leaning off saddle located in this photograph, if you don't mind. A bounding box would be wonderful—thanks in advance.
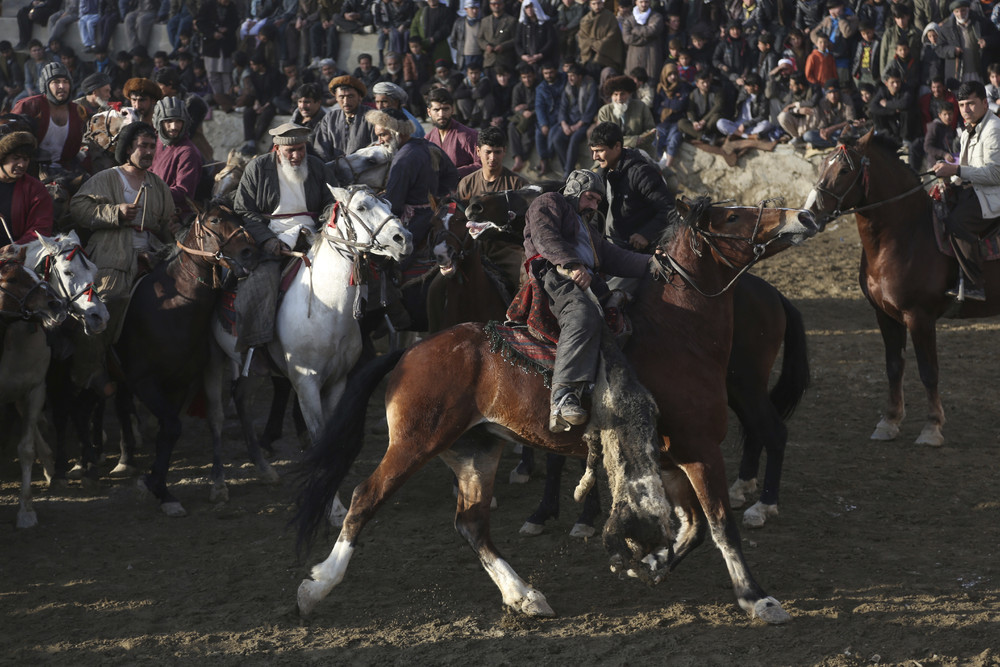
[523,169,661,432]
[931,80,1000,302]
[232,122,338,360]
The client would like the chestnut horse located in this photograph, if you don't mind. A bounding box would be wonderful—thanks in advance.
[469,188,811,530]
[113,204,259,517]
[805,129,980,446]
[294,198,818,623]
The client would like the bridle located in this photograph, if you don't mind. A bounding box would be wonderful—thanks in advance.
[176,212,255,286]
[0,257,53,321]
[34,244,98,316]
[811,143,936,220]
[322,189,401,257]
[84,111,123,152]
[332,152,390,191]
[434,201,473,266]
[653,197,784,298]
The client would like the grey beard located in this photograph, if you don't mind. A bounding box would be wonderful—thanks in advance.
[612,101,628,117]
[278,156,309,184]
[384,134,401,155]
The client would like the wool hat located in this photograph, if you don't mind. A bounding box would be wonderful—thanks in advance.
[949,0,970,9]
[372,81,408,103]
[81,72,112,94]
[328,74,367,98]
[123,77,163,101]
[269,122,312,146]
[602,74,637,97]
[0,131,37,162]
[364,108,415,135]
[114,121,155,165]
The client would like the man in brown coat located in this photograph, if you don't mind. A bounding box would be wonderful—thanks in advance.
[577,0,624,80]
[477,0,517,72]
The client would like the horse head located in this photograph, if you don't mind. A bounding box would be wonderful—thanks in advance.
[430,198,471,278]
[464,186,544,239]
[183,203,260,279]
[332,144,393,189]
[326,185,412,262]
[0,245,67,329]
[212,149,252,205]
[34,231,110,335]
[85,106,139,152]
[805,128,876,229]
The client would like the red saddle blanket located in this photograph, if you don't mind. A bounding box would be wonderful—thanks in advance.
[484,320,555,386]
[505,275,561,343]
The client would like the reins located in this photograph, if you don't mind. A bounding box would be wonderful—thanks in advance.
[35,243,98,317]
[0,258,50,321]
[175,214,253,288]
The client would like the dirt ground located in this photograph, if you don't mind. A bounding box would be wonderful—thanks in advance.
[3,216,1000,667]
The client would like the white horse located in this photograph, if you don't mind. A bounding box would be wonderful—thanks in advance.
[1,241,72,528]
[329,144,392,190]
[206,185,412,504]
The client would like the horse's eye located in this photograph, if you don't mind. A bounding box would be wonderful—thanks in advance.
[727,213,739,223]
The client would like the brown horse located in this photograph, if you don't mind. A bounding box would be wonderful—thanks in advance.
[113,204,259,517]
[294,198,818,623]
[470,188,811,530]
[805,129,980,446]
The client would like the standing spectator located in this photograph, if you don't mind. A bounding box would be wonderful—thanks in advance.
[411,0,456,64]
[868,68,917,144]
[516,0,557,70]
[0,43,26,111]
[811,0,859,86]
[374,0,416,68]
[403,36,434,115]
[595,73,655,154]
[795,0,825,32]
[450,0,485,71]
[553,62,597,179]
[805,32,838,85]
[879,4,922,78]
[507,63,537,172]
[857,0,890,37]
[884,40,922,93]
[688,31,717,73]
[196,0,241,111]
[757,32,781,97]
[732,0,778,46]
[534,60,565,175]
[853,21,883,87]
[479,0,518,73]
[920,21,946,85]
[577,0,624,79]
[15,0,62,51]
[986,60,1000,110]
[622,0,664,82]
[715,20,754,86]
[916,0,952,30]
[678,69,726,144]
[426,86,482,177]
[555,0,585,62]
[935,0,1000,83]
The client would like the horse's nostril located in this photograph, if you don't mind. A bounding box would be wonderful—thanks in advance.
[393,234,404,244]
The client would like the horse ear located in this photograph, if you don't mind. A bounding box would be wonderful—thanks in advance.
[674,198,691,215]
[187,197,204,217]
[36,233,57,253]
[328,185,350,201]
[65,229,82,246]
[856,127,875,149]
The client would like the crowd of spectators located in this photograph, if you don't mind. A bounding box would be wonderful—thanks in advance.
[4,0,1000,173]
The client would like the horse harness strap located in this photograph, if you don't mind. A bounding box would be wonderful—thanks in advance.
[0,257,49,320]
[816,144,937,219]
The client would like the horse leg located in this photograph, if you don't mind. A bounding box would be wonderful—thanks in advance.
[127,381,187,517]
[232,375,279,483]
[728,388,782,529]
[73,389,105,493]
[111,388,139,477]
[204,346,232,502]
[509,445,534,484]
[676,446,790,624]
[46,362,73,486]
[259,376,293,456]
[443,441,556,617]
[570,468,601,539]
[871,308,907,441]
[15,385,46,528]
[519,452,565,536]
[907,315,945,447]
[660,466,707,570]
[291,372,346,525]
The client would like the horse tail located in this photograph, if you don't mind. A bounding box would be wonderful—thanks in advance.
[291,349,406,555]
[769,293,810,421]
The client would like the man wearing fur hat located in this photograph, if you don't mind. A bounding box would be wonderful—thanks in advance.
[150,96,204,221]
[522,168,657,431]
[123,77,164,126]
[594,74,655,155]
[73,72,112,120]
[12,62,89,173]
[0,130,53,246]
[233,123,338,355]
[313,75,377,162]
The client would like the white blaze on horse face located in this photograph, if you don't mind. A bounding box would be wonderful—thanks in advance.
[803,189,819,212]
[433,240,455,275]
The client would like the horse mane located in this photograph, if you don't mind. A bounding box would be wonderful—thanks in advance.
[655,196,712,247]
[841,132,922,185]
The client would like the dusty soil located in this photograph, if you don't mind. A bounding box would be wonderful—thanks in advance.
[3,217,1000,666]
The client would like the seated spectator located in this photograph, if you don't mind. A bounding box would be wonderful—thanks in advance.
[777,73,820,144]
[16,0,61,52]
[801,80,860,149]
[336,0,376,34]
[21,41,49,100]
[374,0,416,68]
[714,20,753,87]
[651,63,688,170]
[677,69,724,144]
[533,61,565,176]
[507,63,537,173]
[379,52,405,89]
[919,76,959,132]
[488,65,515,130]
[922,98,958,170]
[241,52,285,152]
[987,62,1000,113]
[454,61,493,127]
[354,54,383,99]
[291,82,329,153]
[630,66,654,107]
[595,74,655,154]
[717,73,780,141]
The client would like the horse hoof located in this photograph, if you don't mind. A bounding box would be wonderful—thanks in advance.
[742,501,778,529]
[509,468,530,484]
[915,425,944,447]
[66,464,84,481]
[327,496,348,528]
[160,501,187,518]
[870,418,901,441]
[519,521,545,536]
[297,579,323,617]
[209,482,229,503]
[728,477,757,508]
[752,596,791,624]
[48,477,69,491]
[569,523,596,539]
[518,590,555,617]
[111,463,137,478]
[16,510,39,529]
[136,477,155,501]
[259,463,280,484]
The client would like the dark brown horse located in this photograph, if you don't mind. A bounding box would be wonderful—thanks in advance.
[805,129,980,446]
[294,198,818,623]
[114,204,259,517]
[469,188,811,530]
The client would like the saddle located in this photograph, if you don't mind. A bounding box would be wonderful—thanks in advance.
[929,183,1000,260]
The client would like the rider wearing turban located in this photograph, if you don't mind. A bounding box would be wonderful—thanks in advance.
[522,169,656,431]
[371,81,426,138]
[0,129,53,246]
[11,62,89,172]
[150,96,203,220]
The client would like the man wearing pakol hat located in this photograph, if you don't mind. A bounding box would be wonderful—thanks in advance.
[372,81,426,138]
[312,75,376,162]
[594,74,655,155]
[232,123,338,356]
[123,77,164,125]
[73,72,112,120]
[69,121,175,387]
[150,96,203,221]
[0,129,53,247]
[12,62,89,173]
[520,168,659,432]
[934,0,1000,84]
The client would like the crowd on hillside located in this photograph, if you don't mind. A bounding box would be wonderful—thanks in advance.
[3,0,1000,173]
